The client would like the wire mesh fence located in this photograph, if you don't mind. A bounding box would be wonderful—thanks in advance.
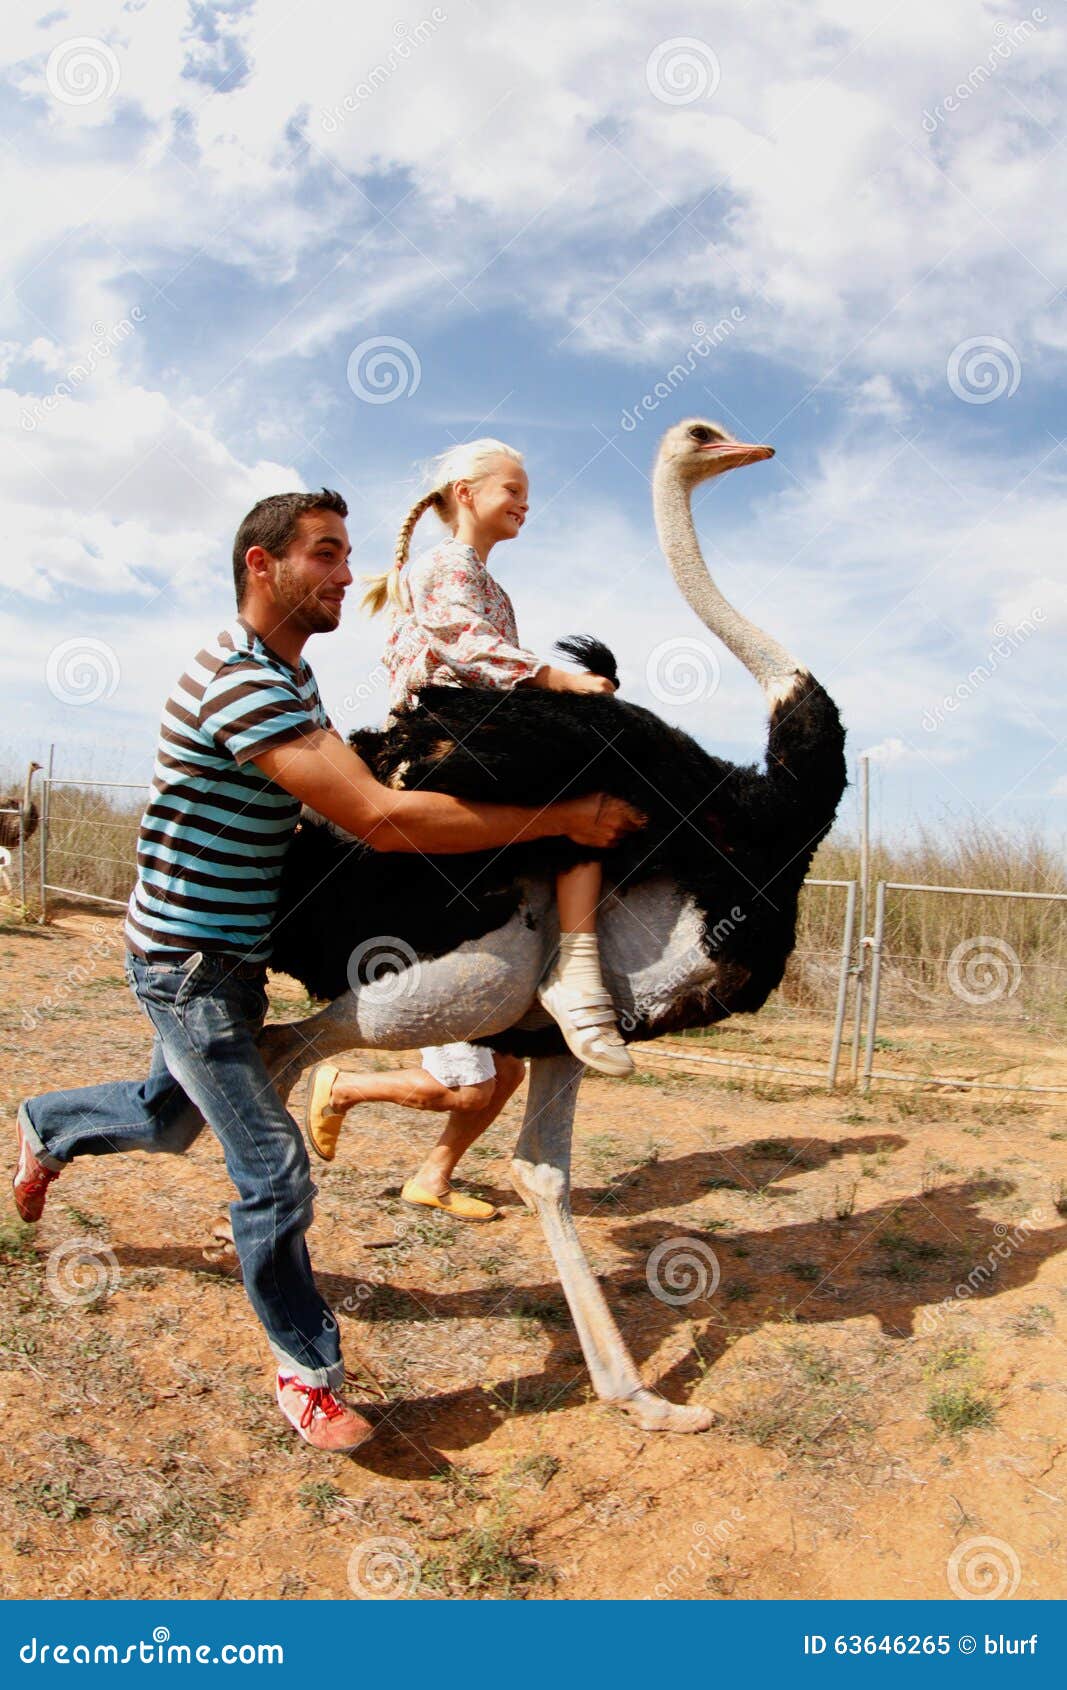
[12,750,1067,1098]
[861,882,1067,1096]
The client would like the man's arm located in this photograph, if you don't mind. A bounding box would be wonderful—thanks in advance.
[252,729,643,854]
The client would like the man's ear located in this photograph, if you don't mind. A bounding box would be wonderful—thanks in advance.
[244,545,272,589]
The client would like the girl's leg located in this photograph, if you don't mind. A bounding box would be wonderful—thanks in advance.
[555,860,600,933]
[406,1053,524,1198]
[539,862,635,1077]
[304,1047,526,1219]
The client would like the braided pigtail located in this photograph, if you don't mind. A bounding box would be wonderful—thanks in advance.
[360,489,444,616]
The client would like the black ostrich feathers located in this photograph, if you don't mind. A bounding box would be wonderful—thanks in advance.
[270,643,847,1048]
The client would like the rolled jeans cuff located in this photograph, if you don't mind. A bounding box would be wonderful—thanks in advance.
[17,1103,67,1174]
[271,1339,345,1392]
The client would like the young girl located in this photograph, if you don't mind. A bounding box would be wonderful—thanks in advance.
[302,439,635,1200]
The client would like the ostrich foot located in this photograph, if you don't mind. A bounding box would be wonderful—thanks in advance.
[619,1388,715,1434]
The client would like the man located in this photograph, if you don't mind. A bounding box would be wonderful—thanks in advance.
[12,489,641,1453]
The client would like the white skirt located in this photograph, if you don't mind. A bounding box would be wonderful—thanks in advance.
[419,1042,497,1088]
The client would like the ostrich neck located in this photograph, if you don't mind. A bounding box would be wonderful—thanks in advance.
[23,767,34,811]
[653,471,801,704]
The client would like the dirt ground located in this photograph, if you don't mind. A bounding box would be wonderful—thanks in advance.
[1,907,1065,1601]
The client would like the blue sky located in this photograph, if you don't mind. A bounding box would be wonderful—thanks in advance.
[1,0,1064,848]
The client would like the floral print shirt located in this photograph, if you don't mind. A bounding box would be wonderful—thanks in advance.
[383,538,542,710]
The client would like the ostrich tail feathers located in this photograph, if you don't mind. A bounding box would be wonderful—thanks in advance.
[555,634,619,686]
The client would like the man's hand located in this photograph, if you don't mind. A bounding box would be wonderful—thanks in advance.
[562,793,646,847]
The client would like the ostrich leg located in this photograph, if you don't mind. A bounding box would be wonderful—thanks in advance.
[511,1054,713,1433]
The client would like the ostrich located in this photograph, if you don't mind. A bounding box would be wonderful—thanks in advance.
[0,761,42,851]
[261,419,847,1433]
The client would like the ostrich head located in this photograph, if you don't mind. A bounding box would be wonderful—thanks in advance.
[656,418,774,486]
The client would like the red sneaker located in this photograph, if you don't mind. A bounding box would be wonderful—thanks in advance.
[13,1107,61,1223]
[276,1374,374,1453]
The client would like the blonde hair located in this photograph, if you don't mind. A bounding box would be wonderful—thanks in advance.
[361,437,525,616]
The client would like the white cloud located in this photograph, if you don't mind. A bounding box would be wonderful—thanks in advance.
[0,383,301,600]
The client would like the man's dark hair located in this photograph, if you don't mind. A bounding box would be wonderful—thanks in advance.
[232,488,348,604]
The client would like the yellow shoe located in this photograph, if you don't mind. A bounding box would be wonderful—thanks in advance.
[401,1179,499,1222]
[304,1062,344,1161]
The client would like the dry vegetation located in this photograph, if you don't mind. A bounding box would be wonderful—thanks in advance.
[4,763,1065,1034]
[1,904,1066,1600]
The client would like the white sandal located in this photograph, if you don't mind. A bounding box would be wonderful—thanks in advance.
[537,974,635,1077]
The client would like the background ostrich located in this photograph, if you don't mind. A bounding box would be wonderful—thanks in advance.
[0,761,42,851]
[262,419,847,1433]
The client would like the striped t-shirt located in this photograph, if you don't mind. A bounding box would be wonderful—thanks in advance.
[125,618,330,962]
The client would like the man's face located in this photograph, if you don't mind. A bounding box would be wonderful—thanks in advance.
[269,510,352,635]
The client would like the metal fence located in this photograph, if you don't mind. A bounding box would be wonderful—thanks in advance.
[36,744,148,918]
[19,746,1067,1099]
[861,880,1067,1096]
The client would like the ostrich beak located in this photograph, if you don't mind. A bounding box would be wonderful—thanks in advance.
[699,441,775,471]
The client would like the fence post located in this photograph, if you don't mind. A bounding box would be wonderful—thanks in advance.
[827,878,857,1091]
[849,752,871,1082]
[38,743,54,924]
[861,879,887,1095]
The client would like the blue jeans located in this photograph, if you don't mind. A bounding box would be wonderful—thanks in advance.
[19,951,342,1388]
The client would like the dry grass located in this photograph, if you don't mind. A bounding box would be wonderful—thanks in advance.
[3,765,1064,1031]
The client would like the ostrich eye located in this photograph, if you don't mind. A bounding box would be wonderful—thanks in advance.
[688,425,714,443]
